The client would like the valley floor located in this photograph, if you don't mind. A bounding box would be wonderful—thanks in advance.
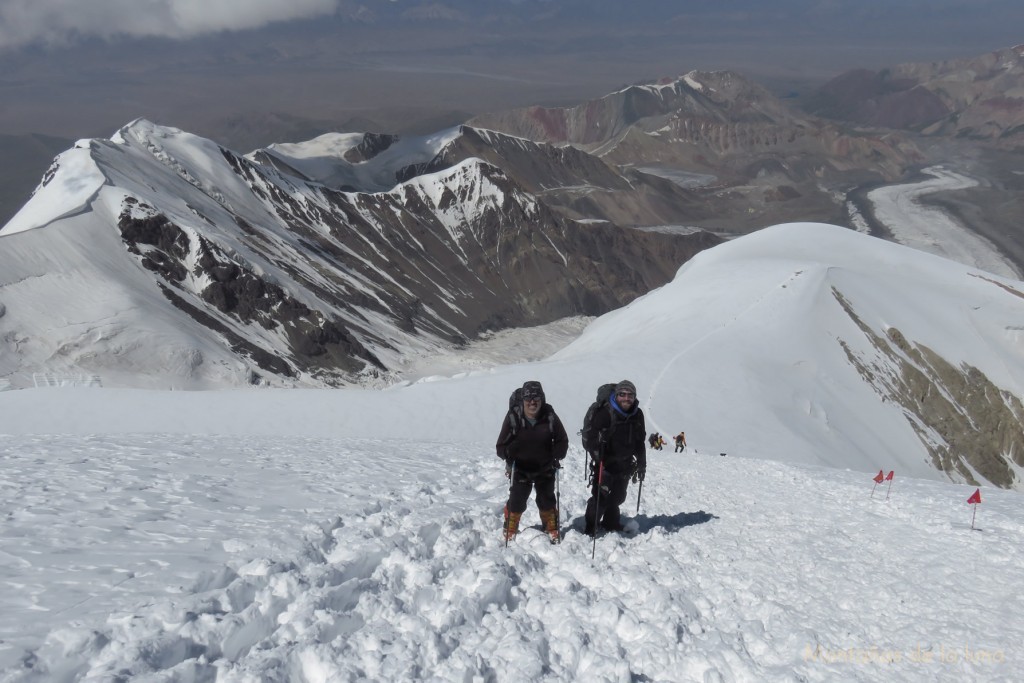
[850,145,1024,281]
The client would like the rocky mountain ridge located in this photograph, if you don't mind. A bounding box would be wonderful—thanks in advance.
[806,44,1024,149]
[0,62,1017,390]
[0,119,713,388]
[471,70,924,234]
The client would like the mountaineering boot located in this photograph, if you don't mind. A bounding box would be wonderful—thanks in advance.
[584,501,600,536]
[503,507,522,541]
[539,508,560,543]
[601,507,624,532]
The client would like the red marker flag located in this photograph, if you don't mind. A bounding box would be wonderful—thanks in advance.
[968,488,982,530]
[870,469,884,498]
[884,470,895,500]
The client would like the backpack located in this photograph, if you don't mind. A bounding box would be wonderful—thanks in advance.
[580,383,618,453]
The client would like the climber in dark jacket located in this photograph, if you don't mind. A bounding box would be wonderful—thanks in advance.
[582,379,646,535]
[495,380,569,541]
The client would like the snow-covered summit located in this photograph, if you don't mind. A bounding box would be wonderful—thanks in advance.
[553,222,1024,488]
[257,126,463,192]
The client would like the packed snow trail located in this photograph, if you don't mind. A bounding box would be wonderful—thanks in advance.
[3,437,1023,682]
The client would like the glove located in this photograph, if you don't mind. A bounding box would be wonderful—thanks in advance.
[553,458,563,470]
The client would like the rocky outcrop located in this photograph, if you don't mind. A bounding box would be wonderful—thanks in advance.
[118,204,382,380]
[343,132,399,163]
[834,288,1024,488]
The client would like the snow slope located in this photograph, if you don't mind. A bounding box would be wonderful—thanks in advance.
[1,223,1023,680]
[1,222,1021,481]
[1,420,1021,681]
[552,222,1024,481]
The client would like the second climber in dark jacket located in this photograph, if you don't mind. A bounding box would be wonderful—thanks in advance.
[495,380,569,542]
[582,379,646,535]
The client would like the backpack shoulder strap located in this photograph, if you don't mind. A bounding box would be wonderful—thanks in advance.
[509,406,522,435]
[542,404,557,443]
[501,406,523,449]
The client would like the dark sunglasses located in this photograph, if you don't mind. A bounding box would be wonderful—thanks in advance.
[616,392,635,398]
[524,396,542,403]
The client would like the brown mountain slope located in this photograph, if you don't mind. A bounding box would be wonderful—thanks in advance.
[806,44,1024,149]
[471,70,922,234]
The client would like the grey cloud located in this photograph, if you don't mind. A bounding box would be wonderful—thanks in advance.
[0,0,341,49]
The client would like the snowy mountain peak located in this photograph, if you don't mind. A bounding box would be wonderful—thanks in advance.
[0,120,702,389]
[254,126,463,192]
[553,223,1024,488]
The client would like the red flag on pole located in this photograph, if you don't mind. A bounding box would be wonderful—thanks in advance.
[884,471,895,500]
[870,469,884,498]
[968,488,982,530]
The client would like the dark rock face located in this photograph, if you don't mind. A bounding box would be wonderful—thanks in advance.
[344,133,399,163]
[157,283,296,380]
[118,210,191,282]
[118,202,384,380]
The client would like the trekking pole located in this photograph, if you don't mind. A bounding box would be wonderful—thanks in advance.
[554,465,562,544]
[504,461,516,549]
[636,475,643,514]
[591,460,603,560]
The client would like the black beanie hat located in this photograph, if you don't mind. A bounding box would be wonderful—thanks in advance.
[615,380,636,396]
[522,380,545,401]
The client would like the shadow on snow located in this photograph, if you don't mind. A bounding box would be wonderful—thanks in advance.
[633,510,717,534]
[564,510,716,536]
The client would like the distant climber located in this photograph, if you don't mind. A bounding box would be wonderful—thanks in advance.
[674,431,687,453]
